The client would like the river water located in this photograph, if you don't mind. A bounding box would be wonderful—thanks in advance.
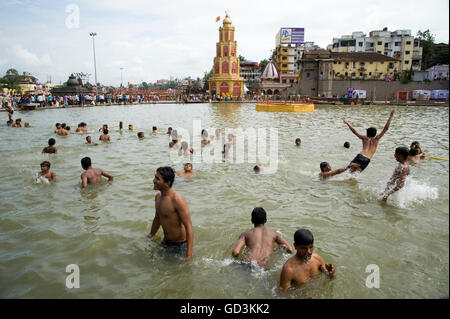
[0,103,448,298]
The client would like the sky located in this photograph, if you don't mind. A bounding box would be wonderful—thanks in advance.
[0,0,448,86]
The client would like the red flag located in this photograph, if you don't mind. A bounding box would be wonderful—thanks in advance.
[216,16,220,22]
[120,83,123,88]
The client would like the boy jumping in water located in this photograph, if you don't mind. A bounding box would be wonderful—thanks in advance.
[382,146,410,202]
[342,110,394,173]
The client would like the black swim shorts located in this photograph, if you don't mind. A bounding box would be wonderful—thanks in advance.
[351,153,371,171]
[161,237,187,254]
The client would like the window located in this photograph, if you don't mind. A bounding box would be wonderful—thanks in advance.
[360,72,363,76]
[282,57,287,60]
[306,72,310,77]
[345,72,348,76]
[283,49,288,53]
[405,60,409,64]
[406,41,411,45]
[395,42,401,46]
[222,62,229,73]
[358,42,363,47]
[231,62,237,74]
[369,72,372,75]
[384,52,388,55]
[352,61,355,68]
[351,72,356,76]
[223,46,228,57]
[405,51,410,55]
[384,43,389,48]
[282,64,287,67]
[282,79,286,83]
[225,32,228,41]
[377,51,381,54]
[290,79,294,83]
[360,62,365,66]
[369,43,374,47]
[377,41,382,45]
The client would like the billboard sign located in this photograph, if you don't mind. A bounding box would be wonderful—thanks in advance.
[280,28,304,44]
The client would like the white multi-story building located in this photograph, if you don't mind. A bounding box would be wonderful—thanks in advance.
[329,28,422,72]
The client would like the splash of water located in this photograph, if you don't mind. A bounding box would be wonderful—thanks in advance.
[382,176,439,208]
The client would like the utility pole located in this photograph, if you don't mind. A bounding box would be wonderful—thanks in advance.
[89,32,98,94]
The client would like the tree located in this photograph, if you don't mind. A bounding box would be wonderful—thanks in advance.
[417,29,435,70]
[140,81,149,90]
[238,55,246,62]
[436,49,449,65]
[259,59,268,72]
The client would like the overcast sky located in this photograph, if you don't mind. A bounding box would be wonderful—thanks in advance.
[0,0,448,86]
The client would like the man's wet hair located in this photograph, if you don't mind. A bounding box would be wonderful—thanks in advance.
[78,123,81,127]
[367,127,377,138]
[184,162,192,169]
[81,122,87,127]
[251,207,267,226]
[152,126,157,131]
[320,162,329,172]
[48,138,56,146]
[55,123,60,127]
[409,148,419,156]
[410,141,420,149]
[86,136,91,141]
[61,123,66,128]
[253,165,260,173]
[137,132,144,138]
[395,146,410,159]
[294,229,314,246]
[295,138,301,143]
[66,126,71,131]
[103,124,108,128]
[344,142,350,148]
[15,119,21,123]
[81,157,92,170]
[40,161,51,168]
[103,128,108,134]
[156,166,175,187]
[168,127,172,131]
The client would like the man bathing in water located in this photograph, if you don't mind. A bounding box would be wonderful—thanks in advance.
[42,138,57,154]
[319,162,348,179]
[382,146,410,202]
[99,128,111,142]
[55,123,68,136]
[80,157,114,188]
[148,166,194,260]
[169,130,181,149]
[85,136,99,146]
[177,163,196,178]
[279,229,335,291]
[408,141,425,164]
[37,161,56,182]
[232,207,293,267]
[342,110,394,173]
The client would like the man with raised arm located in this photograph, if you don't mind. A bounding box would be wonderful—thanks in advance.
[342,110,394,173]
[232,207,293,267]
[148,166,194,261]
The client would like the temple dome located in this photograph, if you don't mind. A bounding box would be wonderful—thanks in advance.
[260,60,279,80]
[67,74,80,87]
[223,14,231,25]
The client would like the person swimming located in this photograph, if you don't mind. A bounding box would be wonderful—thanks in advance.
[295,138,301,147]
[176,163,196,178]
[181,141,194,155]
[201,129,212,146]
[80,157,114,188]
[137,132,145,139]
[42,138,57,154]
[167,127,173,135]
[169,130,181,149]
[152,126,158,134]
[36,161,56,183]
[382,146,410,202]
[99,128,111,142]
[342,110,394,173]
[344,141,350,149]
[319,161,348,179]
[408,141,425,164]
[85,136,99,146]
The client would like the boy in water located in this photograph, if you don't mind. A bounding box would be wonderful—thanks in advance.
[319,162,348,179]
[42,138,57,154]
[137,132,145,139]
[382,146,410,202]
[295,138,301,147]
[85,136,99,146]
[169,130,181,149]
[342,110,394,173]
[54,123,61,133]
[99,128,111,142]
[232,207,293,267]
[167,127,173,135]
[201,129,212,146]
[279,229,335,291]
[7,119,13,126]
[177,163,196,178]
[13,118,22,127]
[152,126,158,134]
[99,124,108,132]
[38,161,56,182]
[408,141,425,164]
[80,157,113,188]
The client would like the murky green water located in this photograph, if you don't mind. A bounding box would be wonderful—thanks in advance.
[0,103,448,298]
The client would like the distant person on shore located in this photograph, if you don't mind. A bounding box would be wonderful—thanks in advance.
[232,207,293,267]
[279,229,335,291]
[152,126,158,134]
[137,132,145,139]
[80,156,114,188]
[408,141,425,164]
[342,110,394,173]
[319,162,348,179]
[177,163,196,179]
[85,136,99,146]
[42,138,57,154]
[147,166,194,260]
[181,141,194,155]
[99,128,111,142]
[295,138,301,147]
[36,161,56,183]
[344,141,350,149]
[382,147,410,202]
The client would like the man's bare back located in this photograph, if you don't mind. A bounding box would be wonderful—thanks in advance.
[81,167,113,187]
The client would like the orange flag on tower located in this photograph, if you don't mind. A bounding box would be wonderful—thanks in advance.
[216,16,220,22]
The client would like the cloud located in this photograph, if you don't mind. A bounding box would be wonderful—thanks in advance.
[11,46,52,66]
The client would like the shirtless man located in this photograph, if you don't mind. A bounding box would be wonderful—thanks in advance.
[42,138,57,154]
[5,101,14,120]
[382,146,410,202]
[232,207,293,267]
[169,130,181,149]
[152,126,158,134]
[342,109,394,173]
[177,163,196,178]
[99,128,111,142]
[85,136,99,146]
[80,157,113,188]
[55,124,68,136]
[99,124,108,132]
[319,162,348,179]
[295,138,301,147]
[137,132,145,139]
[181,141,194,155]
[147,166,194,260]
[408,141,425,164]
[54,123,61,133]
[6,119,13,126]
[167,127,173,135]
[13,118,22,127]
[201,129,212,147]
[38,161,56,182]
[279,229,335,291]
